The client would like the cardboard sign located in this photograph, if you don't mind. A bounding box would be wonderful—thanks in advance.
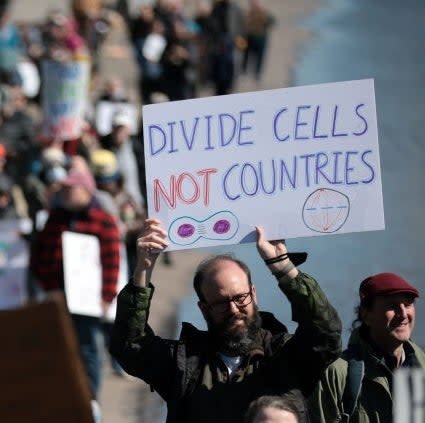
[0,293,94,422]
[0,220,29,310]
[142,79,385,251]
[42,59,90,140]
[62,231,102,317]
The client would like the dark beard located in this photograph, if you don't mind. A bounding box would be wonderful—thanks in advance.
[207,306,262,356]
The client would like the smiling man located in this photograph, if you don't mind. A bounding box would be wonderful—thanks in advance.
[110,218,341,423]
[309,272,425,423]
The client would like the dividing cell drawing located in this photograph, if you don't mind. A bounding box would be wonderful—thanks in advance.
[168,210,239,246]
[302,188,350,233]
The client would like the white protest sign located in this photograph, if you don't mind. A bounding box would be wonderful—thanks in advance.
[62,231,102,317]
[0,220,29,310]
[95,101,138,136]
[42,59,90,140]
[394,367,425,423]
[143,79,385,251]
[142,33,167,62]
[17,60,41,99]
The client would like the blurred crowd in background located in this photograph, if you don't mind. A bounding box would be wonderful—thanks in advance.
[0,0,275,278]
[0,0,275,402]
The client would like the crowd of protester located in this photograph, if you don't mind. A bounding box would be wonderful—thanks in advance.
[0,0,275,259]
[118,0,274,100]
[0,0,274,419]
[2,2,424,423]
[1,0,277,307]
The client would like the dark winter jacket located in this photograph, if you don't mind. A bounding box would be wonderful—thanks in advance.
[111,271,341,423]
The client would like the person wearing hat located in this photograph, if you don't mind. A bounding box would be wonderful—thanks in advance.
[309,272,425,423]
[100,111,145,209]
[110,218,342,422]
[30,166,120,401]
[91,148,145,276]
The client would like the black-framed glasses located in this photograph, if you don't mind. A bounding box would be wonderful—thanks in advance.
[206,290,253,314]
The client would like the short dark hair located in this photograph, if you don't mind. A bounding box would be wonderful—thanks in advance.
[245,395,304,423]
[193,254,252,302]
[351,294,375,330]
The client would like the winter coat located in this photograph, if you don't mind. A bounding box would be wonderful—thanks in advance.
[111,271,342,423]
[309,326,425,423]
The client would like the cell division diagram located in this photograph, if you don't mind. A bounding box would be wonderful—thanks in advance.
[168,210,239,246]
[302,188,350,233]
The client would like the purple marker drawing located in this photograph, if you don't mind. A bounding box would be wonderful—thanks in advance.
[177,223,195,238]
[168,211,239,246]
[213,219,231,234]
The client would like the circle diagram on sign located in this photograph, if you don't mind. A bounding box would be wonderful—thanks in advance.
[168,210,239,246]
[302,188,350,233]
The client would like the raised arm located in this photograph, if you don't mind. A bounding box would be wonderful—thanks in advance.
[110,218,175,400]
[132,217,169,287]
[255,226,342,395]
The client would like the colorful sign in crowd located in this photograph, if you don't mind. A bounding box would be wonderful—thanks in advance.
[42,59,90,140]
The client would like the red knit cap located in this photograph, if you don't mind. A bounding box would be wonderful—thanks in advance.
[359,272,419,300]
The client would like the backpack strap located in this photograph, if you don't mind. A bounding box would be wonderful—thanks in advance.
[342,356,365,419]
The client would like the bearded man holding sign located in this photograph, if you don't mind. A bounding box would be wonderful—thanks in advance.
[110,217,341,423]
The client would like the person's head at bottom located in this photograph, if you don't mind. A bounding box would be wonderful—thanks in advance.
[245,395,304,423]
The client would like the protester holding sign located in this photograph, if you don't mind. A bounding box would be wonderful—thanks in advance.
[30,166,120,402]
[309,273,425,423]
[100,111,145,208]
[110,217,341,423]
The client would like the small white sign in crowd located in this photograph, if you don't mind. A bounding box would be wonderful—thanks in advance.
[62,231,127,319]
[394,367,425,423]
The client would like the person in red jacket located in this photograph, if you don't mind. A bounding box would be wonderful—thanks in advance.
[30,166,120,400]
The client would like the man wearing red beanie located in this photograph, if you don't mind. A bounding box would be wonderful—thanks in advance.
[309,272,425,422]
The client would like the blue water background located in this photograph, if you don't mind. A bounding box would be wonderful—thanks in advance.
[179,0,425,349]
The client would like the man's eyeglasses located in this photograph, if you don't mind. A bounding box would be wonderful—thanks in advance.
[205,290,253,314]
